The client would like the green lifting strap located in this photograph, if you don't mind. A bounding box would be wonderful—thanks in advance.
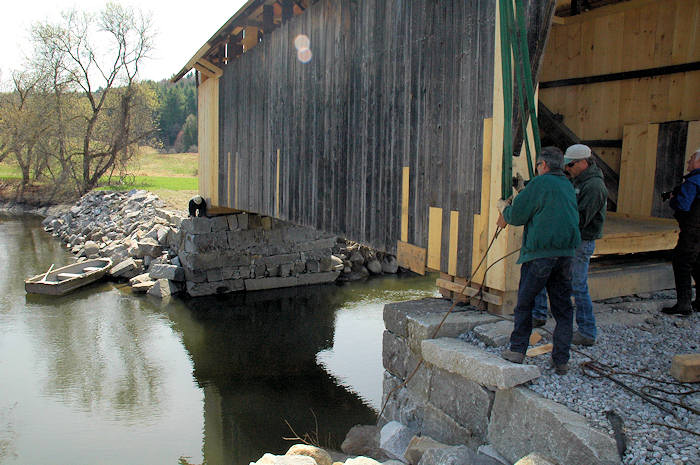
[499,0,542,200]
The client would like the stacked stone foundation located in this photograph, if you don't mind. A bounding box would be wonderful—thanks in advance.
[380,298,620,465]
[175,213,340,297]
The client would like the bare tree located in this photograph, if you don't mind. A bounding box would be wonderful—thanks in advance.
[31,2,156,194]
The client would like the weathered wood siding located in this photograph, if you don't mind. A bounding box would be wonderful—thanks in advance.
[218,0,495,277]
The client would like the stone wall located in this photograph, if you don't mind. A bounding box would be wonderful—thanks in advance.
[173,213,341,297]
[379,298,620,465]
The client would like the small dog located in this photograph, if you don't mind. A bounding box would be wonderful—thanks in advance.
[188,195,207,217]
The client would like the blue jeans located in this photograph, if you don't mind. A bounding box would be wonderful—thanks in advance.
[510,256,574,366]
[532,240,597,340]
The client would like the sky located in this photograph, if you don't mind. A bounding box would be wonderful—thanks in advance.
[0,0,249,82]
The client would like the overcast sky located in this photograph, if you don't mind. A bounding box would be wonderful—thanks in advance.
[1,0,248,82]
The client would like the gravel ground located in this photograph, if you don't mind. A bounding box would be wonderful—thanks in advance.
[460,296,699,465]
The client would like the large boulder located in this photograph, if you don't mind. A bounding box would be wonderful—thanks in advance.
[416,446,476,465]
[146,279,178,299]
[380,421,416,462]
[487,387,620,465]
[110,258,140,279]
[285,445,332,465]
[149,264,185,282]
[341,425,388,461]
[252,453,317,465]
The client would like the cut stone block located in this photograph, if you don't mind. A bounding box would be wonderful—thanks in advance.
[384,298,457,338]
[149,263,185,281]
[473,320,513,347]
[382,331,421,380]
[421,338,540,389]
[428,367,492,444]
[109,258,139,278]
[488,387,619,465]
[407,312,501,354]
[670,353,700,382]
[420,401,474,448]
[147,278,178,299]
[131,280,155,293]
[380,421,416,461]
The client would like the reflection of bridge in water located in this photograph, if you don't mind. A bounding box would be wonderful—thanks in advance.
[165,286,378,465]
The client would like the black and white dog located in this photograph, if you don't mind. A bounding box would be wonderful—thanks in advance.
[188,195,207,217]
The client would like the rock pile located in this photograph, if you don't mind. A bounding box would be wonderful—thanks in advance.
[41,190,187,298]
[39,190,404,298]
[333,240,399,282]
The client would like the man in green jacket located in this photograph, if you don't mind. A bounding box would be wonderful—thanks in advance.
[532,144,608,346]
[498,146,581,374]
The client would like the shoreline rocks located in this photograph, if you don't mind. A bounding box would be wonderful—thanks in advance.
[11,190,404,298]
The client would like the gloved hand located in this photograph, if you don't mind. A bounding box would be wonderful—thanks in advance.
[497,197,511,214]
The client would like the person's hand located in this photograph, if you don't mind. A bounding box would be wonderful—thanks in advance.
[497,198,511,214]
[497,212,508,229]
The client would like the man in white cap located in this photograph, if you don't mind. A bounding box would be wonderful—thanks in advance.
[532,144,607,346]
[662,148,700,315]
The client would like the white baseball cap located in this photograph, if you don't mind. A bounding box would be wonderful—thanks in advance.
[564,144,591,164]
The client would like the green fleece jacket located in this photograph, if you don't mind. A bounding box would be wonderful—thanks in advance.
[573,162,608,240]
[503,169,581,264]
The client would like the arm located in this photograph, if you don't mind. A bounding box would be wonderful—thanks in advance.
[503,181,539,226]
[670,178,699,212]
[578,179,607,229]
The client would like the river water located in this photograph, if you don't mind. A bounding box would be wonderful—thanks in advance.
[0,216,437,465]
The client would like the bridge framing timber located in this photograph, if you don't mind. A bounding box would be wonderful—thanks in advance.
[174,0,700,312]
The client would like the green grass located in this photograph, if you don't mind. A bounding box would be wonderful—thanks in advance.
[98,175,198,191]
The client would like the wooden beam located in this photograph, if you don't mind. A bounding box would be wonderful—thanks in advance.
[401,167,409,242]
[540,62,700,89]
[281,0,294,23]
[195,58,223,79]
[427,207,443,271]
[434,278,503,306]
[263,4,275,32]
[448,211,459,276]
[397,241,426,275]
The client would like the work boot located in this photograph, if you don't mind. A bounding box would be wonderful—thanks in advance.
[571,331,595,346]
[532,318,546,328]
[662,287,693,316]
[501,349,525,364]
[552,362,569,375]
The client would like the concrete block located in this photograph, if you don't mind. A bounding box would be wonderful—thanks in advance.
[473,320,513,347]
[488,387,619,465]
[380,421,416,461]
[407,312,501,354]
[428,367,492,443]
[670,353,700,382]
[384,299,456,338]
[421,338,540,390]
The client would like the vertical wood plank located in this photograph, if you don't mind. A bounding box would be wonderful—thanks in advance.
[427,207,443,271]
[686,121,700,166]
[401,166,410,242]
[448,210,459,276]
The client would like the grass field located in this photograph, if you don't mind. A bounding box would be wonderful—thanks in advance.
[0,150,199,208]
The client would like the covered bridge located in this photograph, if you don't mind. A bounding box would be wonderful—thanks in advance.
[174,0,700,311]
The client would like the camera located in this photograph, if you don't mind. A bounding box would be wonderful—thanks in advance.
[661,185,681,202]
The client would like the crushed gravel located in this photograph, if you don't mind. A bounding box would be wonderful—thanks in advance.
[460,294,700,465]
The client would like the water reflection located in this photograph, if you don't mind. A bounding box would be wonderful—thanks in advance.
[0,216,437,465]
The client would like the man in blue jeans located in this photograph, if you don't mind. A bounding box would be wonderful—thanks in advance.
[532,144,608,346]
[498,147,581,374]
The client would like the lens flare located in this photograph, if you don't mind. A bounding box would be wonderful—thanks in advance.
[294,34,310,51]
[297,48,312,63]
